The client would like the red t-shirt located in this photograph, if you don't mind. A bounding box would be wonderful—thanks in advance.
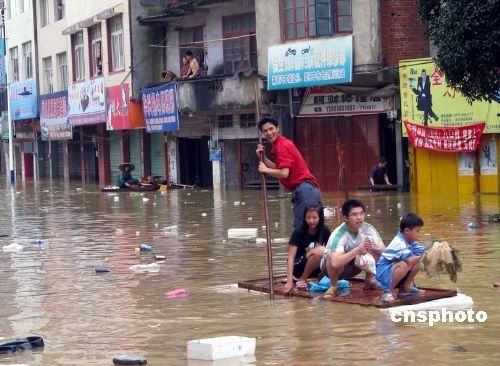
[271,135,319,191]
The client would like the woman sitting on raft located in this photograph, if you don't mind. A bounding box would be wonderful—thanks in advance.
[117,163,140,188]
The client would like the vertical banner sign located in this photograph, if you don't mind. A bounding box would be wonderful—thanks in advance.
[40,91,72,140]
[479,137,497,175]
[106,84,131,130]
[9,79,38,120]
[68,77,106,125]
[457,152,475,176]
[267,35,353,90]
[142,83,179,132]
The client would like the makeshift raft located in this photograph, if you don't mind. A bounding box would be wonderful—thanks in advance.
[357,184,402,191]
[238,276,457,309]
[101,184,162,192]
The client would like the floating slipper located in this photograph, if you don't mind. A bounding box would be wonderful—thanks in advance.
[399,287,424,297]
[0,336,44,354]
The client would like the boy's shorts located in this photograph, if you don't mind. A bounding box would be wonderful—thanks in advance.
[320,258,362,280]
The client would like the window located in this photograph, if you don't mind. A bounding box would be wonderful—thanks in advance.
[22,41,32,79]
[40,0,50,26]
[222,13,256,74]
[9,47,19,82]
[57,52,68,90]
[89,24,102,77]
[72,32,85,81]
[239,113,256,128]
[178,26,205,72]
[54,0,65,21]
[43,57,53,94]
[108,15,124,72]
[218,115,233,128]
[282,0,352,40]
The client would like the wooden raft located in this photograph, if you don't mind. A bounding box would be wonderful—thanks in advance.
[357,184,402,191]
[238,276,457,309]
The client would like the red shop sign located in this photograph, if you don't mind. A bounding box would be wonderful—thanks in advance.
[404,121,485,152]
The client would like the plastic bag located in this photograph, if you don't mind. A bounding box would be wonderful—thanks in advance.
[355,253,376,275]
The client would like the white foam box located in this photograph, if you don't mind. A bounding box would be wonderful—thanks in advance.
[227,228,258,239]
[187,336,256,361]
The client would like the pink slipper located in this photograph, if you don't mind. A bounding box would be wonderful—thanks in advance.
[165,288,189,298]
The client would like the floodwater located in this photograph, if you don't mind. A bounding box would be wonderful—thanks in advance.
[0,179,499,365]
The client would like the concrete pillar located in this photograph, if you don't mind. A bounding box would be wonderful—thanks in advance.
[142,130,151,177]
[80,126,85,183]
[97,124,110,188]
[62,140,70,182]
[396,122,403,186]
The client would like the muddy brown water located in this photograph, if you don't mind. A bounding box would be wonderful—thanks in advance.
[0,179,499,365]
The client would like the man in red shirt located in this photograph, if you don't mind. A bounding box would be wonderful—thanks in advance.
[256,116,322,228]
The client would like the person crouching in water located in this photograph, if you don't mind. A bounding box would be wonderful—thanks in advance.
[117,163,140,188]
[320,199,385,298]
[376,213,425,302]
[282,204,331,294]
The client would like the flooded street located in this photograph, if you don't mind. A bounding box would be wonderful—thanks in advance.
[1,179,499,365]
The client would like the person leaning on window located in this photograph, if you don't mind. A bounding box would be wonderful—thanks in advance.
[184,50,200,78]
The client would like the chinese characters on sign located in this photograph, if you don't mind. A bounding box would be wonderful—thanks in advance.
[9,79,38,120]
[404,121,485,152]
[106,84,131,130]
[299,86,391,116]
[141,83,179,132]
[68,77,106,126]
[40,91,72,140]
[399,58,499,134]
[267,35,353,90]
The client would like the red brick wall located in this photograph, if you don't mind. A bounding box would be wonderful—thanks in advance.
[381,0,430,67]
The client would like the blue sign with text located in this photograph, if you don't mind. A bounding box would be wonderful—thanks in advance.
[10,79,38,120]
[267,35,353,90]
[141,83,179,132]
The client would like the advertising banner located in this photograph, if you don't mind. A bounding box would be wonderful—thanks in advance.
[9,79,38,120]
[299,86,391,116]
[1,111,9,139]
[68,77,106,125]
[40,91,72,140]
[268,35,352,90]
[404,121,485,153]
[479,137,497,175]
[399,58,499,134]
[141,83,179,132]
[457,152,475,176]
[106,84,131,130]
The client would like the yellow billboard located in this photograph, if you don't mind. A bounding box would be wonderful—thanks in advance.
[399,58,499,134]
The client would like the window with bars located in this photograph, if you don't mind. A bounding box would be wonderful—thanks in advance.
[178,26,205,74]
[89,24,102,77]
[43,56,53,94]
[282,0,352,41]
[239,113,256,128]
[54,0,64,21]
[222,13,256,74]
[57,52,68,91]
[40,0,50,26]
[22,41,32,79]
[108,15,124,72]
[9,47,19,82]
[218,115,233,128]
[72,32,85,81]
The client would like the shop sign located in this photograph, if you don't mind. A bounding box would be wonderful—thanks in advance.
[68,77,106,125]
[479,137,497,175]
[40,91,72,140]
[106,84,131,130]
[141,83,179,132]
[9,79,38,120]
[267,35,352,90]
[299,86,391,116]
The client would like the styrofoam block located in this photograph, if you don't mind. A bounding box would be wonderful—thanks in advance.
[187,336,256,361]
[227,228,258,238]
